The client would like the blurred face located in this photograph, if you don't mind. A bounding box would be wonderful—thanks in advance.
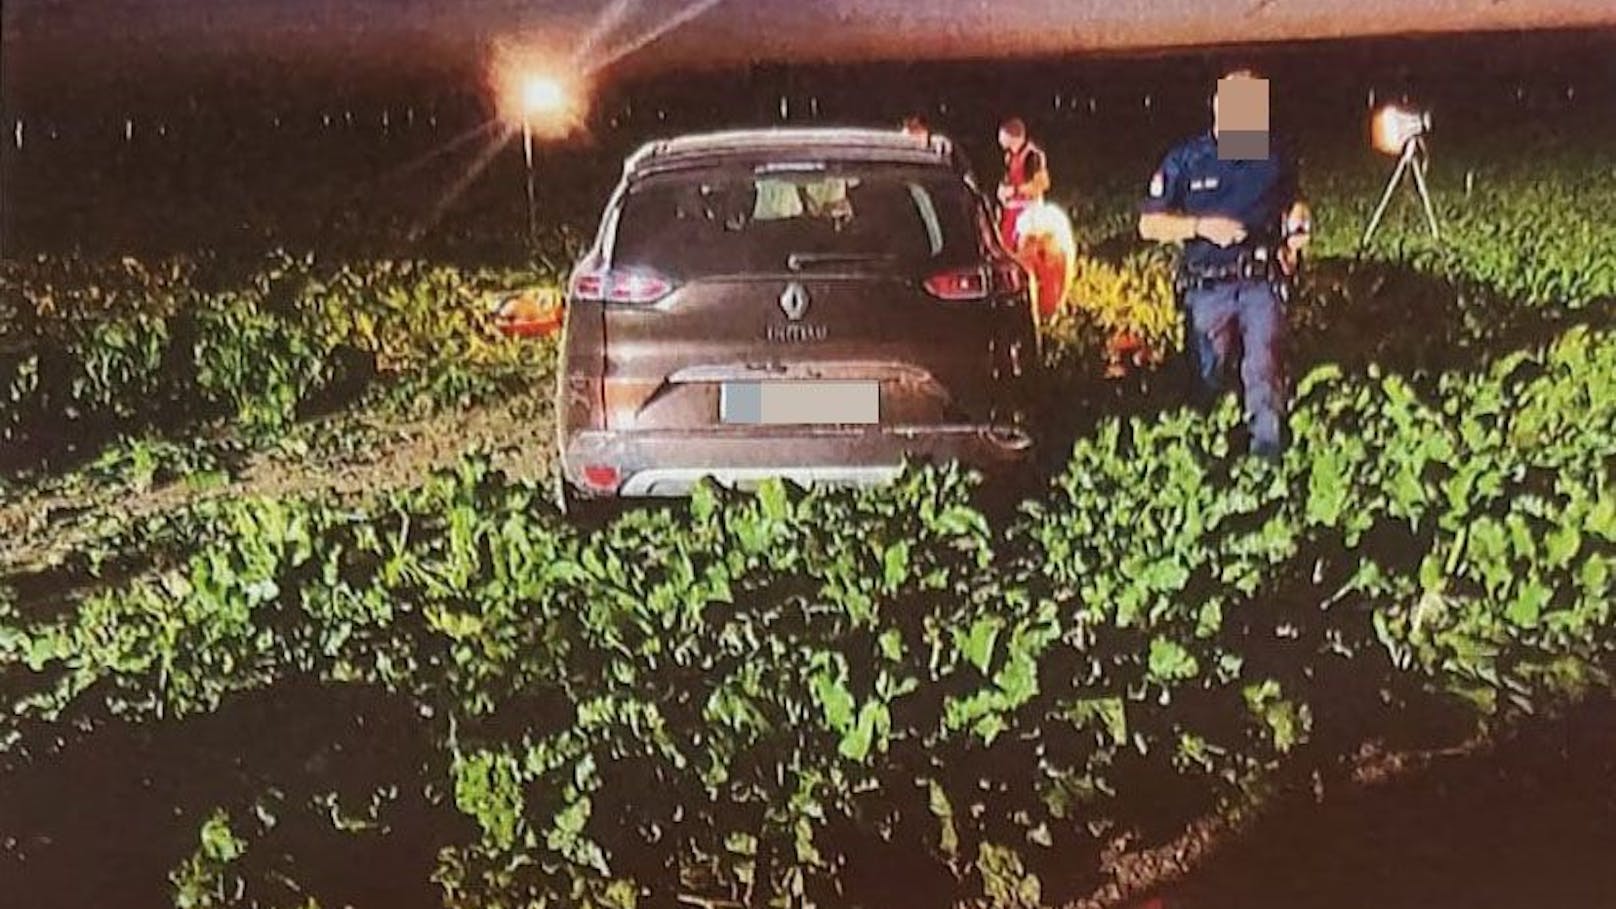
[998,129,1021,152]
[1214,73,1270,160]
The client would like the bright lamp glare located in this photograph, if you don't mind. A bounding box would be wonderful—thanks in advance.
[521,75,568,116]
[488,44,588,137]
[1371,104,1431,156]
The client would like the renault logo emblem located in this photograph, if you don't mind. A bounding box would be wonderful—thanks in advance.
[779,282,810,321]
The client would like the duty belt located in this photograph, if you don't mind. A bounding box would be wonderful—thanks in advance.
[1176,245,1284,292]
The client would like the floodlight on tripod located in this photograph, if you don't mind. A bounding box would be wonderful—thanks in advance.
[1359,103,1440,248]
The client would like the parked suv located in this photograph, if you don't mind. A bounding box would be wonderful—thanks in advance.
[555,127,1038,508]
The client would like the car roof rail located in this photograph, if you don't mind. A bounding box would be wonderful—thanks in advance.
[623,139,670,174]
[620,128,961,178]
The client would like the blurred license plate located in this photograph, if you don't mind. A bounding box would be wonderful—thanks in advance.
[720,381,879,425]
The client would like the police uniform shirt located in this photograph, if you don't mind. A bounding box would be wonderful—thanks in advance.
[1140,132,1298,268]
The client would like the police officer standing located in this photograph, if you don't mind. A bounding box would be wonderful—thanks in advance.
[1138,69,1311,458]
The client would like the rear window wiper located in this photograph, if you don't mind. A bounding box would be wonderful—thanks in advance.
[786,252,900,271]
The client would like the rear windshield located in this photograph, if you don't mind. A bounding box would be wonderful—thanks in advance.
[610,165,984,278]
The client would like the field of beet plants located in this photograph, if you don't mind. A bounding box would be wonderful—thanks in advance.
[1,125,1614,909]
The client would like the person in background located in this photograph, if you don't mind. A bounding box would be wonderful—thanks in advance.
[996,116,1050,249]
[1137,68,1312,459]
[901,113,977,186]
[900,114,932,140]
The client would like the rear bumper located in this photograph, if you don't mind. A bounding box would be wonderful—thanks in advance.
[560,423,1035,498]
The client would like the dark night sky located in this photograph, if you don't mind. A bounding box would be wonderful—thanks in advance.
[5,0,1615,80]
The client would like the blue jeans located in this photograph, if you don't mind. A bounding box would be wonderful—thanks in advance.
[1183,278,1288,454]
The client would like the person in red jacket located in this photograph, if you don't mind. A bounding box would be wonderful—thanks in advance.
[996,116,1050,249]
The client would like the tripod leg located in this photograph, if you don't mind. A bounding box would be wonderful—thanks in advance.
[1410,152,1440,240]
[1360,146,1412,249]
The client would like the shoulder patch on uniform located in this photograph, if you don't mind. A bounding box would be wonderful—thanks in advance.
[1149,171,1165,197]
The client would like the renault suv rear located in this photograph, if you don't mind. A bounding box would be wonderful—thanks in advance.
[555,127,1037,506]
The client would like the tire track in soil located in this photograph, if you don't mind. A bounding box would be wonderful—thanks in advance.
[0,391,558,580]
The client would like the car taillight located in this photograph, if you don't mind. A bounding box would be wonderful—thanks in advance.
[581,465,621,491]
[570,271,604,299]
[924,266,990,301]
[570,268,674,305]
[924,265,1025,302]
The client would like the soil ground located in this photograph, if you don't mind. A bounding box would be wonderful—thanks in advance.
[1087,697,1616,909]
[0,387,556,579]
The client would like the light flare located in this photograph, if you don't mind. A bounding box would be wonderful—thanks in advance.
[407,124,518,243]
[1371,103,1432,156]
[568,0,642,67]
[410,0,728,243]
[592,0,728,72]
[488,39,587,138]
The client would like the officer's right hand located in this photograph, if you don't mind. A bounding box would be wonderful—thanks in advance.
[1195,215,1248,247]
